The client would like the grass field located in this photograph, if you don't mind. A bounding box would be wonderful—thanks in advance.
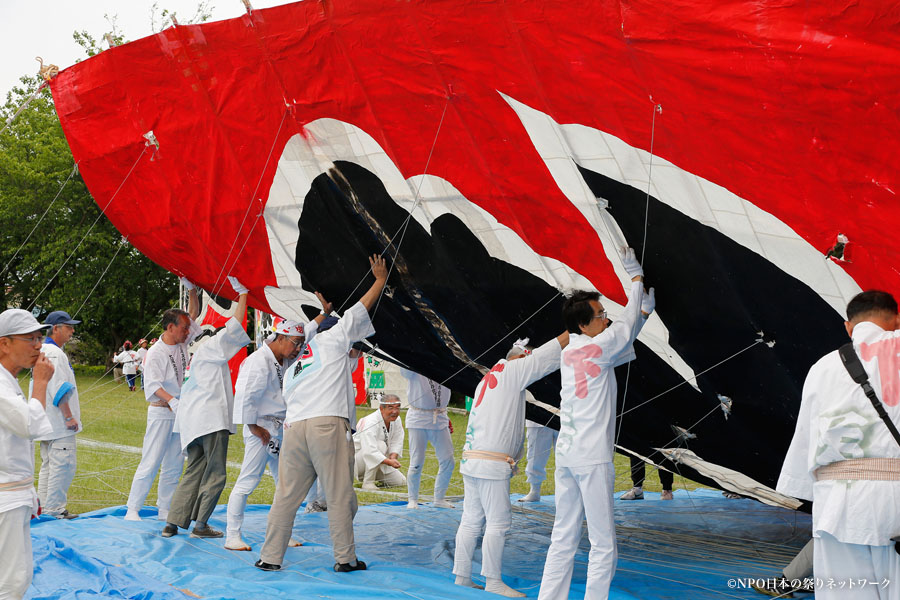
[20,373,700,514]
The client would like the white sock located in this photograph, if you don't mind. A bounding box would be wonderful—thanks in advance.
[485,578,525,597]
[348,559,357,567]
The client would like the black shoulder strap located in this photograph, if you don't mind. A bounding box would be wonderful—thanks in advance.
[838,343,900,449]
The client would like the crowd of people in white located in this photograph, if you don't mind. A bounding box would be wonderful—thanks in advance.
[2,247,895,600]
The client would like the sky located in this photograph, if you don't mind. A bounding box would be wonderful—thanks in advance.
[0,0,290,99]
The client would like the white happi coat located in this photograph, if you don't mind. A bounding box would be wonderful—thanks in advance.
[136,347,148,372]
[33,340,82,440]
[556,280,646,467]
[175,317,250,450]
[0,364,53,515]
[462,338,562,480]
[115,349,139,375]
[283,303,374,425]
[234,341,288,438]
[354,410,405,473]
[777,321,900,547]
[401,368,451,429]
[142,319,202,417]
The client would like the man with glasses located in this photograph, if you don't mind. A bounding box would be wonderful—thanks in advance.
[0,309,55,599]
[225,318,308,551]
[125,279,200,522]
[353,394,406,491]
[538,247,655,600]
[33,310,83,520]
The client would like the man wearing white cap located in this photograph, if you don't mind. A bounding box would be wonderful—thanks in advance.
[353,394,406,491]
[124,278,200,522]
[401,368,455,509]
[256,255,387,573]
[163,278,251,539]
[454,334,568,597]
[32,310,83,520]
[0,309,55,599]
[225,317,310,551]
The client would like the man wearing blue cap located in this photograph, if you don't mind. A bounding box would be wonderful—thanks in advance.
[0,308,55,599]
[33,310,83,520]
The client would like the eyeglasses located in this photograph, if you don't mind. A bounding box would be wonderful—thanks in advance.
[9,334,43,345]
[592,310,608,321]
[288,337,305,347]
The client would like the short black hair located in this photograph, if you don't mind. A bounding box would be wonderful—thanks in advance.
[846,290,898,322]
[161,308,190,330]
[563,290,601,334]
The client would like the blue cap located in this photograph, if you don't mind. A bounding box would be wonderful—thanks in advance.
[44,311,81,326]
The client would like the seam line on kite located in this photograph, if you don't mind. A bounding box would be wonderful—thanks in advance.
[208,107,289,298]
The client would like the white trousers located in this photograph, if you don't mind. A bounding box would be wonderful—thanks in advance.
[0,506,32,600]
[525,426,558,487]
[814,531,900,599]
[407,427,454,501]
[539,463,616,600]
[37,435,77,516]
[305,478,326,505]
[354,452,407,486]
[453,475,512,580]
[226,431,280,539]
[126,418,184,513]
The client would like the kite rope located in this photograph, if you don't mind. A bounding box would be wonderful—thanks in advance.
[72,236,128,318]
[28,146,147,311]
[615,101,662,448]
[370,96,451,317]
[437,290,562,388]
[0,80,48,138]
[0,162,79,281]
[208,107,289,298]
[617,337,763,419]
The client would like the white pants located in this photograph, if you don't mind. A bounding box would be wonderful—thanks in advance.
[453,476,512,580]
[226,430,280,539]
[0,505,32,600]
[126,417,184,514]
[539,463,616,600]
[407,427,454,501]
[355,452,407,486]
[814,531,900,599]
[37,435,77,516]
[525,426,558,487]
[305,478,326,505]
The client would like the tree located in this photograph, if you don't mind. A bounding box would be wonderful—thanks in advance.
[0,5,214,364]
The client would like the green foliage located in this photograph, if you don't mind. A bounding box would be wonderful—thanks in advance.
[1,5,218,365]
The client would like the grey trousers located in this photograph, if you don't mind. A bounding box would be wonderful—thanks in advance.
[167,429,229,529]
[260,416,358,565]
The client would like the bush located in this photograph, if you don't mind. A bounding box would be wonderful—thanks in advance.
[72,364,109,376]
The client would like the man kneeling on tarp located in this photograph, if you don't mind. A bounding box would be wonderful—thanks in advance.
[354,394,406,491]
[162,277,250,539]
[777,290,900,599]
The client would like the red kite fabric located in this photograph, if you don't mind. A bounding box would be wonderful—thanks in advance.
[48,0,900,495]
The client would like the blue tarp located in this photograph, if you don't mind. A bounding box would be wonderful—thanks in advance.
[27,489,811,599]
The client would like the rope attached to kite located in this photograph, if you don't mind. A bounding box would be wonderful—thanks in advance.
[0,57,58,137]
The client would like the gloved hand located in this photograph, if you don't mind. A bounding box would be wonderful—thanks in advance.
[620,247,643,279]
[228,276,249,295]
[641,287,656,316]
[179,277,196,291]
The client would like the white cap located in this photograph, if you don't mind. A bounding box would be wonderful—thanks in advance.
[510,337,531,355]
[0,309,51,337]
[274,320,304,337]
